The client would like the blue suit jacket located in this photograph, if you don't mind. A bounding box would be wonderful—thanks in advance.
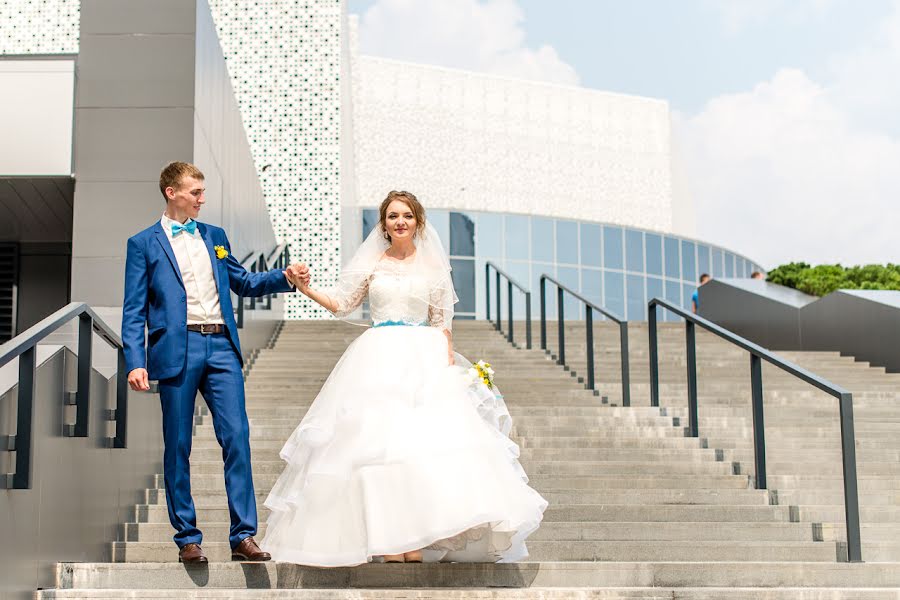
[122,221,293,381]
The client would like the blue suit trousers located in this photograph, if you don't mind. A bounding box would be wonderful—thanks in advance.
[158,330,255,550]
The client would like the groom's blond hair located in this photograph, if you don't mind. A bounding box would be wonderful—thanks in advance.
[159,161,205,201]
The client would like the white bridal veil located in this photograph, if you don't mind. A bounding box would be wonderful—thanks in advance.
[327,220,459,328]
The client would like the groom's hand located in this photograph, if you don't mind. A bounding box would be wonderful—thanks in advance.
[284,262,310,290]
[127,368,151,392]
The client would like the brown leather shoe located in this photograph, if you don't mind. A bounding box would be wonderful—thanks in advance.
[231,536,271,562]
[178,543,208,564]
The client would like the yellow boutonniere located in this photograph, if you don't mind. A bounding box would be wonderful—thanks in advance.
[214,245,228,259]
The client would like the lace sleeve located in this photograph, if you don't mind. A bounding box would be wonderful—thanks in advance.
[332,277,369,318]
[428,302,447,329]
[427,274,455,331]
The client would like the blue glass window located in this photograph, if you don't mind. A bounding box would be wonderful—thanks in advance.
[681,240,696,283]
[449,212,475,257]
[647,276,663,304]
[625,229,644,273]
[697,245,710,279]
[645,233,662,276]
[581,268,602,306]
[664,237,680,279]
[603,226,623,270]
[725,253,735,277]
[505,215,529,260]
[450,258,475,313]
[712,248,724,278]
[362,209,378,238]
[580,223,601,267]
[604,270,625,319]
[476,212,503,258]
[531,217,554,262]
[626,274,645,321]
[556,220,578,265]
[504,261,530,319]
[559,266,581,318]
[665,279,682,322]
[534,263,556,318]
[428,210,450,250]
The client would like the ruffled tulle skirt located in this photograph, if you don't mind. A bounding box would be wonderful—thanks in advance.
[258,325,547,566]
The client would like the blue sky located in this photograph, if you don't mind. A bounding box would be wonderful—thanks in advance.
[348,0,900,267]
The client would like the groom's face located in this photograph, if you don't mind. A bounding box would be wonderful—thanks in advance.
[166,176,206,220]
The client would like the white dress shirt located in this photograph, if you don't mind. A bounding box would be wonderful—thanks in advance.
[161,214,225,325]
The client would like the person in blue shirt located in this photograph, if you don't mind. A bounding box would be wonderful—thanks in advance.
[691,273,711,314]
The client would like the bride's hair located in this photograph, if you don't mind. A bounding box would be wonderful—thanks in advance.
[379,190,426,241]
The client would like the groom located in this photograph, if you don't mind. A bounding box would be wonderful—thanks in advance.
[122,161,309,564]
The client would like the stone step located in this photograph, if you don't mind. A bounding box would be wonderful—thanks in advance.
[51,561,900,590]
[124,520,818,544]
[110,540,838,563]
[33,587,900,599]
[131,503,793,525]
[146,485,768,506]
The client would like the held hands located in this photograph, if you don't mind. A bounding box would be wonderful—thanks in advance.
[127,368,150,392]
[284,262,311,292]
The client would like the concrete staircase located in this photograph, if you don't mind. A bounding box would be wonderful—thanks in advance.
[37,320,900,598]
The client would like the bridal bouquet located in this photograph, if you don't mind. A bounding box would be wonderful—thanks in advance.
[465,360,496,390]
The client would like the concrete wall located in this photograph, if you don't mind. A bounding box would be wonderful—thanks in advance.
[0,348,165,600]
[701,280,900,372]
[699,279,816,350]
[0,57,75,176]
[16,243,71,333]
[70,0,275,307]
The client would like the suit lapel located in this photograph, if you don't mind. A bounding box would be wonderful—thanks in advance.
[154,223,185,289]
[198,223,223,294]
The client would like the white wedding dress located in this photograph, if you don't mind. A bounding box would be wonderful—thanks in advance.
[259,259,548,566]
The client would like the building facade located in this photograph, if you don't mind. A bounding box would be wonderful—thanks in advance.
[1,0,762,334]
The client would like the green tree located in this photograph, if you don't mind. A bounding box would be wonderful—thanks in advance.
[766,262,900,296]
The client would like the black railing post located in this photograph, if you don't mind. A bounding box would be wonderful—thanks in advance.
[237,293,244,329]
[838,391,863,562]
[750,353,767,489]
[585,306,594,390]
[556,286,565,365]
[75,313,92,438]
[540,277,547,351]
[113,347,128,449]
[13,346,35,489]
[619,323,630,407]
[685,320,698,437]
[485,263,491,323]
[648,302,659,408]
[507,281,514,343]
[525,292,532,350]
[495,271,501,332]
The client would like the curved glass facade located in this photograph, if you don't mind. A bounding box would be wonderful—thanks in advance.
[360,209,763,321]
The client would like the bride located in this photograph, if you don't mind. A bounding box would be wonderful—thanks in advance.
[260,191,547,566]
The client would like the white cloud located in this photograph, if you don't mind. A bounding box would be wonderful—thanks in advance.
[354,0,579,85]
[676,3,900,268]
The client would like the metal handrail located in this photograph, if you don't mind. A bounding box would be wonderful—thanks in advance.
[648,297,862,563]
[235,244,291,326]
[485,262,532,349]
[539,275,630,406]
[0,303,129,489]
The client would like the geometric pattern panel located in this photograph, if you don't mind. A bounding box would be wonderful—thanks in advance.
[208,0,343,319]
[351,56,674,234]
[0,0,78,54]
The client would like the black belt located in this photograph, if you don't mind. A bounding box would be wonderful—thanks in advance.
[187,323,225,334]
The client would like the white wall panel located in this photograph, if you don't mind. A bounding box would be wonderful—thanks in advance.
[0,59,74,176]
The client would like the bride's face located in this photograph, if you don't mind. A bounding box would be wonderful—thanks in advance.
[385,200,417,243]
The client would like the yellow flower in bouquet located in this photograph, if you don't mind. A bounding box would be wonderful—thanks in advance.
[467,360,496,389]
